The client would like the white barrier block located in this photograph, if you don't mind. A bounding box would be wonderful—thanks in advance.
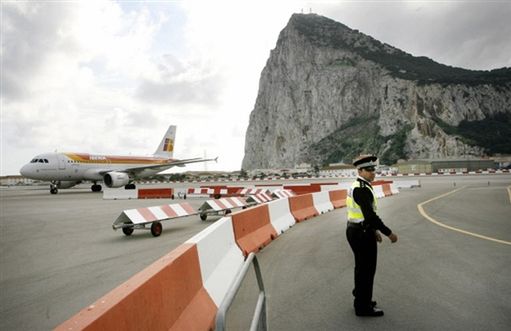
[390,184,400,195]
[373,185,385,198]
[320,184,341,191]
[103,188,138,200]
[267,198,296,234]
[312,191,334,213]
[186,217,244,307]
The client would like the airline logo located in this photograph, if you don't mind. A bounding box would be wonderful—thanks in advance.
[163,138,174,152]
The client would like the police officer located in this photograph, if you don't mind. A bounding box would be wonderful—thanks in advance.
[346,154,398,317]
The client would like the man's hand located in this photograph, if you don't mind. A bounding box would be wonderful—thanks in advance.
[375,231,382,243]
[388,232,398,243]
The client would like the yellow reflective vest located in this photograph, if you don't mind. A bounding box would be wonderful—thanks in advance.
[346,179,378,223]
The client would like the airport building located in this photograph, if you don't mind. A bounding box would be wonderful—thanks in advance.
[395,159,497,174]
[0,175,35,186]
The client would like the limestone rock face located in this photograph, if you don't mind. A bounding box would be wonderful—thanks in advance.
[242,14,511,169]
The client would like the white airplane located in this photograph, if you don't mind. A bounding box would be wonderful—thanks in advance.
[19,125,217,194]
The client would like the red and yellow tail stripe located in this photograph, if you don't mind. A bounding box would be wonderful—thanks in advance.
[163,138,174,152]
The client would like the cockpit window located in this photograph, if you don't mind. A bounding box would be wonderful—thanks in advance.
[31,159,38,163]
[44,159,49,163]
[38,159,44,163]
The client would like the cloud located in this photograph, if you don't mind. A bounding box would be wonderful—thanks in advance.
[2,0,510,175]
[135,54,225,105]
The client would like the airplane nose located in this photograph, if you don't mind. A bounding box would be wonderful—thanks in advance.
[20,164,29,177]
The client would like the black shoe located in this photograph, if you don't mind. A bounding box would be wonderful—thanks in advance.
[371,301,377,308]
[355,307,384,317]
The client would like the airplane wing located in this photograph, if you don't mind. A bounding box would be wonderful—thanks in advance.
[120,157,218,175]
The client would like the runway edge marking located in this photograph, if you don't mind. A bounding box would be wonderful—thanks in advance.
[417,187,511,246]
[507,185,511,204]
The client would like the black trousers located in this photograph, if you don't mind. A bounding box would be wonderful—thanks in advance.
[346,223,377,310]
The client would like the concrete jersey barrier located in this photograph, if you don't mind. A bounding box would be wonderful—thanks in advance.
[382,183,393,196]
[267,198,296,234]
[288,193,319,222]
[372,185,385,198]
[328,189,347,208]
[185,217,245,307]
[55,244,217,331]
[102,188,138,200]
[390,184,400,194]
[312,191,334,214]
[231,204,278,256]
[58,180,404,330]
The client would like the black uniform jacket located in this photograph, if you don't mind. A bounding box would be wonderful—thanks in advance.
[352,177,392,236]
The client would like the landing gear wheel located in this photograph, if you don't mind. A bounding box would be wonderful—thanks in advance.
[200,213,208,221]
[125,183,136,190]
[151,222,163,237]
[91,184,102,192]
[122,224,134,236]
[50,185,58,194]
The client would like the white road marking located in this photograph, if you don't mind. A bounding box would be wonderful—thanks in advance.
[417,187,511,246]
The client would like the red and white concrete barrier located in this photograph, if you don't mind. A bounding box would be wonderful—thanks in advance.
[267,198,296,234]
[185,217,245,307]
[312,191,335,214]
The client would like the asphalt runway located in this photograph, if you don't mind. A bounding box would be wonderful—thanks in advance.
[1,175,510,330]
[0,186,213,331]
[228,176,511,330]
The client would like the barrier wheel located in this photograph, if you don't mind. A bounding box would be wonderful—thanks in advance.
[200,213,208,221]
[224,209,232,215]
[122,225,134,236]
[151,222,163,237]
[214,193,221,199]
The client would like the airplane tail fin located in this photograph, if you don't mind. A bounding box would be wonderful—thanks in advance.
[153,125,177,158]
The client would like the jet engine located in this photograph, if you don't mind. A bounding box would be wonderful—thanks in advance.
[56,181,80,189]
[103,171,130,188]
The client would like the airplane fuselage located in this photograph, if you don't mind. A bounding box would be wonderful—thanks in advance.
[20,152,175,182]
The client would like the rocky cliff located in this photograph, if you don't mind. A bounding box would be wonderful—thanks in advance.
[242,14,511,169]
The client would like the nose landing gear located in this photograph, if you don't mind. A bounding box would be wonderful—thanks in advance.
[50,183,58,194]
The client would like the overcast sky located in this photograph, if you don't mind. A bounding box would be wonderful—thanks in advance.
[1,0,510,176]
